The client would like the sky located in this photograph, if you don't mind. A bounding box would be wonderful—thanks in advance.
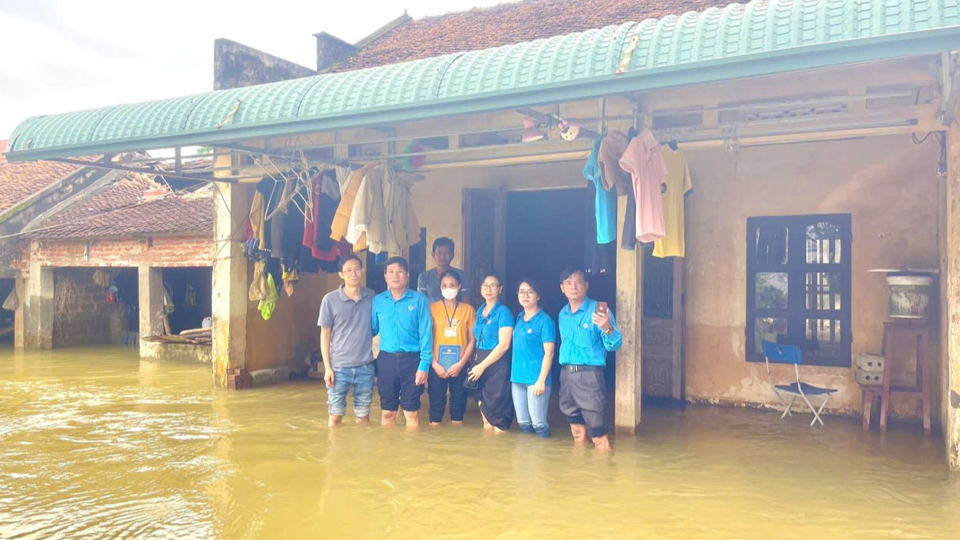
[0,0,506,139]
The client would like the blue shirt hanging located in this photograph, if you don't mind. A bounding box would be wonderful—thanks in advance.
[584,134,618,245]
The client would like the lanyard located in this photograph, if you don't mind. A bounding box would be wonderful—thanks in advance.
[442,301,459,328]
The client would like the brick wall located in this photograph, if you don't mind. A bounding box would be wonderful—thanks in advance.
[52,268,127,348]
[19,235,214,271]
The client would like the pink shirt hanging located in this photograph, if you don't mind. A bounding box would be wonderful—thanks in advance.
[619,129,667,243]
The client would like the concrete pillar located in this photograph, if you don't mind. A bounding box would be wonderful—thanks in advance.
[945,118,960,471]
[138,266,164,338]
[20,262,53,350]
[14,277,25,350]
[615,195,643,433]
[212,179,249,387]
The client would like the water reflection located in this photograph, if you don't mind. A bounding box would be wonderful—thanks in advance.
[0,347,958,539]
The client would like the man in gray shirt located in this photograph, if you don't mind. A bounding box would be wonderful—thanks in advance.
[319,254,375,426]
[417,237,471,304]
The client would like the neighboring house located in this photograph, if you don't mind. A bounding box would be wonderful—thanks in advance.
[321,0,729,72]
[0,150,214,361]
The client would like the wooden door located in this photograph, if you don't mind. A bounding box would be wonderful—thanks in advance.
[641,248,685,401]
[462,188,506,297]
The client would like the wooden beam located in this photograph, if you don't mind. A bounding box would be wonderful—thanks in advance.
[945,109,960,471]
[615,196,643,433]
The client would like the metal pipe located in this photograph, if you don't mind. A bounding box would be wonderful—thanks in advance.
[50,158,240,184]
[647,89,923,117]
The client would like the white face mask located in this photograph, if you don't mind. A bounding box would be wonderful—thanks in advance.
[441,288,460,300]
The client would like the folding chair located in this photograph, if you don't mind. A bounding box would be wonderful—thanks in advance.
[762,341,838,426]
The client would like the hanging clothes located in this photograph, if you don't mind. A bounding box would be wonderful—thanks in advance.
[383,169,422,255]
[268,179,288,260]
[654,147,693,258]
[619,129,667,244]
[598,130,632,195]
[583,134,617,245]
[248,259,269,302]
[331,163,377,243]
[258,273,278,321]
[316,170,341,252]
[249,190,267,252]
[346,164,387,253]
[303,169,343,261]
[585,180,614,275]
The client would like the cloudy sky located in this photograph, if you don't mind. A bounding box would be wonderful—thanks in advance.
[0,0,505,139]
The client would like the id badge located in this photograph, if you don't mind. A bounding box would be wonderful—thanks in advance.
[444,326,458,338]
[439,345,461,370]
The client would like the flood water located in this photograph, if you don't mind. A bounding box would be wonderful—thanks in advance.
[0,347,957,539]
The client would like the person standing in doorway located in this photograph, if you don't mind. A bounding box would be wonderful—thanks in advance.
[558,267,622,450]
[427,270,476,426]
[511,279,556,437]
[372,257,433,428]
[319,255,376,426]
[467,273,514,432]
[417,237,471,304]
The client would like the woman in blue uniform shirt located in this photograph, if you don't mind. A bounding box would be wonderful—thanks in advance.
[510,279,556,437]
[467,273,514,432]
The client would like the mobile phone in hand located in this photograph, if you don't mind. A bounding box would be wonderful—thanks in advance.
[595,302,609,316]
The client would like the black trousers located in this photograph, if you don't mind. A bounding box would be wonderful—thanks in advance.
[472,349,514,431]
[428,368,468,423]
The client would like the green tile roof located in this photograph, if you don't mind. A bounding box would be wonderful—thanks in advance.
[6,0,960,161]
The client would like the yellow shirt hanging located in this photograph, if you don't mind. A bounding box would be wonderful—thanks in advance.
[654,148,693,258]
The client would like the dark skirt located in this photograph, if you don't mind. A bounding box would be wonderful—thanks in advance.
[473,349,514,431]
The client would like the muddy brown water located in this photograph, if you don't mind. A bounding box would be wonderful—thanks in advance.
[1,347,957,539]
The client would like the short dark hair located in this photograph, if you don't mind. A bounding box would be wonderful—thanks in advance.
[560,267,587,283]
[383,256,409,273]
[339,254,363,272]
[440,269,462,286]
[481,272,502,286]
[432,237,455,254]
[516,278,541,296]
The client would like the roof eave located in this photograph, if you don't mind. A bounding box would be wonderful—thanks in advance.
[6,27,960,163]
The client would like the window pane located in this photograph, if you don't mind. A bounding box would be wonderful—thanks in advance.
[805,318,842,357]
[756,272,788,310]
[754,317,788,354]
[806,222,842,264]
[754,225,788,265]
[805,272,842,311]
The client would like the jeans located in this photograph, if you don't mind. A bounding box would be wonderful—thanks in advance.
[327,363,375,418]
[511,383,552,437]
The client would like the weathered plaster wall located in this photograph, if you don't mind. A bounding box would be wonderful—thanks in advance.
[244,271,338,373]
[410,135,941,422]
[214,39,315,91]
[140,341,212,364]
[684,134,941,418]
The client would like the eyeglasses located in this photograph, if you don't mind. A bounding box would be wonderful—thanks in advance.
[517,290,536,297]
[481,283,500,290]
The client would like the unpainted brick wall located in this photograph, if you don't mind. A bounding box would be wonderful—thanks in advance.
[53,268,126,348]
[16,235,214,272]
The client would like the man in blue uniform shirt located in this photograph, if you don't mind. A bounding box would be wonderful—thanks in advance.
[557,267,622,450]
[372,256,433,428]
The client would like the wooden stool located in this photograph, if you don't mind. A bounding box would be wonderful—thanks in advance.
[879,321,931,434]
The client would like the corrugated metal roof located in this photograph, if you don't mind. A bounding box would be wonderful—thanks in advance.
[6,0,960,162]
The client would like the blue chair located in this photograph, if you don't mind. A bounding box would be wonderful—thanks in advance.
[762,341,838,426]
